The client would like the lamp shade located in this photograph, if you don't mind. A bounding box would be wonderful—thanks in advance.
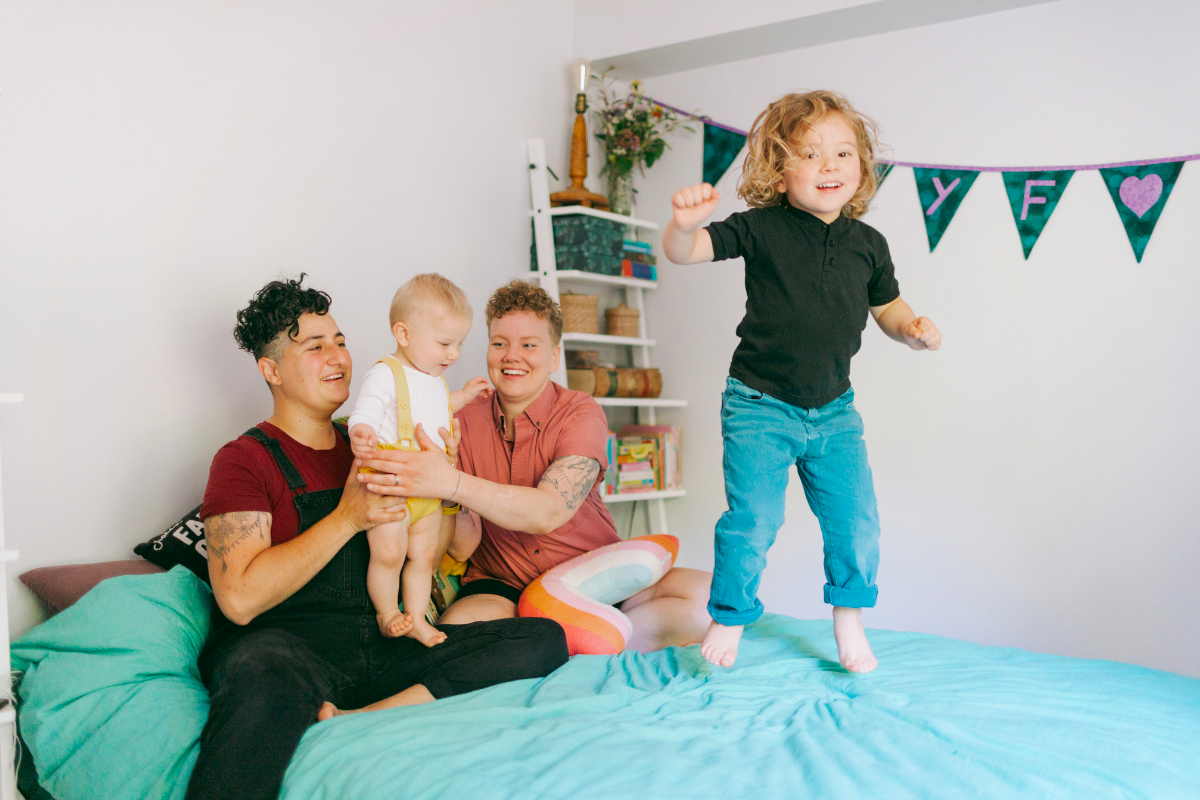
[571,58,590,95]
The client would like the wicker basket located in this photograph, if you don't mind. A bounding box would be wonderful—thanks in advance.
[561,293,600,334]
[605,303,640,338]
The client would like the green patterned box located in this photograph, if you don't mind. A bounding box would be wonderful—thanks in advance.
[530,216,625,276]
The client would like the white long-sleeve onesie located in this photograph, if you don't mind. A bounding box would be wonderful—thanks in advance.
[348,358,450,449]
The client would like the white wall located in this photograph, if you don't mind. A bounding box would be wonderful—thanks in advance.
[628,0,1200,677]
[0,1,576,637]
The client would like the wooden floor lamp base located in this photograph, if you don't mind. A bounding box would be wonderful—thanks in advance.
[550,185,610,210]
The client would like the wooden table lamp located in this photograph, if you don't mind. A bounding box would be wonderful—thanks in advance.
[550,58,610,210]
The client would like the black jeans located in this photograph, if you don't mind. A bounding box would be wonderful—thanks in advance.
[185,615,567,800]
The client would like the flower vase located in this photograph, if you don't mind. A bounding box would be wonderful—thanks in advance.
[607,171,634,216]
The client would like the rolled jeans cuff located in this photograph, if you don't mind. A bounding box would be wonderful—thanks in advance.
[707,599,764,627]
[824,584,878,608]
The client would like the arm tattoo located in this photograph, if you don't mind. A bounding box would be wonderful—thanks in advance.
[539,455,600,512]
[204,511,270,573]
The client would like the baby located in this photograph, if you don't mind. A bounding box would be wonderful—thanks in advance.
[348,273,488,646]
[663,91,941,672]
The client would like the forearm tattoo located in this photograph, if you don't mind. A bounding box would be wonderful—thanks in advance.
[539,456,600,512]
[204,511,270,573]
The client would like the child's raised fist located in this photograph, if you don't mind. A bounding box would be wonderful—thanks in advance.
[901,317,941,351]
[349,423,379,458]
[671,183,722,231]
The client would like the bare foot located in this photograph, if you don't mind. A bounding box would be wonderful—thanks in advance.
[405,618,448,648]
[700,620,743,668]
[832,606,878,674]
[317,701,351,722]
[377,609,413,638]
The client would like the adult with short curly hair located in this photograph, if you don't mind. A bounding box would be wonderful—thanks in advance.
[186,275,569,800]
[360,280,713,652]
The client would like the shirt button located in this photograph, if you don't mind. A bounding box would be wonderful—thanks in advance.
[534,549,540,555]
[829,240,836,247]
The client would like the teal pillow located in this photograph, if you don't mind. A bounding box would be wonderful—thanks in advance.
[12,566,212,800]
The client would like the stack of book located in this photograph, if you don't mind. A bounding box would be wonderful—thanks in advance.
[622,239,657,281]
[616,437,659,494]
[604,431,617,495]
[621,424,681,490]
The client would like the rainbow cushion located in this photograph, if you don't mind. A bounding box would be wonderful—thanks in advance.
[517,534,678,656]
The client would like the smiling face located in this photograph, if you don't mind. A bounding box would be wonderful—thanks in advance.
[261,311,351,415]
[394,308,472,376]
[775,112,862,224]
[487,310,560,413]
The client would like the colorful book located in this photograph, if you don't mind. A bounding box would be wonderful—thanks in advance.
[622,239,653,255]
[620,425,681,490]
[621,260,657,281]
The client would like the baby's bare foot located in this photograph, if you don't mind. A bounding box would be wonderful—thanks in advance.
[317,701,349,722]
[832,606,878,674]
[700,620,743,668]
[405,618,448,648]
[377,609,413,638]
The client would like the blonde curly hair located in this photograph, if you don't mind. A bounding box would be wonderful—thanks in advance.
[737,90,882,219]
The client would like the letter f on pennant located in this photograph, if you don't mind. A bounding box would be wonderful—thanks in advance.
[1021,179,1056,220]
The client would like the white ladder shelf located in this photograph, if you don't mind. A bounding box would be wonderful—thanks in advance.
[527,138,686,536]
[0,392,22,800]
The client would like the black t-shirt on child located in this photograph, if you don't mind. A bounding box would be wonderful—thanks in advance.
[705,200,901,408]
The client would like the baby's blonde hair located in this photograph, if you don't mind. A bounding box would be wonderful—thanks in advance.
[737,90,882,219]
[389,273,473,327]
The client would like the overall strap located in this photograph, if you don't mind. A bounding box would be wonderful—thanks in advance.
[332,421,350,444]
[380,356,416,446]
[442,376,454,420]
[243,426,306,492]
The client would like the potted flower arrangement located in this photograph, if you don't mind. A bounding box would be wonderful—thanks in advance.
[592,70,694,215]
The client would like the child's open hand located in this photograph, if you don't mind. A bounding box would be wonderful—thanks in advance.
[349,423,379,459]
[901,317,941,351]
[671,183,722,231]
[451,377,491,411]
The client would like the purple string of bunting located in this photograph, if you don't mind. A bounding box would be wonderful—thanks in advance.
[648,96,1196,261]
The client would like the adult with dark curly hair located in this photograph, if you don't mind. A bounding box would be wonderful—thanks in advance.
[185,275,569,800]
[359,280,713,653]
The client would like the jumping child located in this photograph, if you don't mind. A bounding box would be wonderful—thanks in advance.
[663,91,941,672]
[348,273,488,646]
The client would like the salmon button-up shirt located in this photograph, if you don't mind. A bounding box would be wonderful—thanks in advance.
[456,381,619,590]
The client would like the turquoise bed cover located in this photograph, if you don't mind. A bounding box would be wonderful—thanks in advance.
[12,567,1200,799]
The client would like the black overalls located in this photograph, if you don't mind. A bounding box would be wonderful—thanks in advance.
[185,424,569,800]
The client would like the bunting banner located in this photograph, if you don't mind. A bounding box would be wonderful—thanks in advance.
[1098,161,1183,262]
[702,122,747,187]
[913,168,980,252]
[646,97,1196,262]
[1001,170,1074,259]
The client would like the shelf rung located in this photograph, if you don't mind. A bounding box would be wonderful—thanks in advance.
[562,332,655,347]
[532,271,657,290]
[537,206,660,230]
[593,397,687,408]
[602,489,686,504]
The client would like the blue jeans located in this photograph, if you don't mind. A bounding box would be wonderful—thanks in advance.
[709,378,880,626]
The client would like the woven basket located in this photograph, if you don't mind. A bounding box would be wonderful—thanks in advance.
[605,303,640,338]
[561,293,600,334]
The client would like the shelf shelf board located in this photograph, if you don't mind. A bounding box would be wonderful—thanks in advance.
[602,489,686,504]
[593,397,687,408]
[538,206,660,230]
[562,332,655,347]
[0,393,24,404]
[532,270,657,290]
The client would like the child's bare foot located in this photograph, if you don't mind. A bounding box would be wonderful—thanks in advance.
[832,606,877,673]
[700,620,743,668]
[376,609,413,638]
[317,701,350,722]
[405,618,447,648]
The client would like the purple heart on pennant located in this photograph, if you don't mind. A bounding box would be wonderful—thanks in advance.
[1119,174,1163,218]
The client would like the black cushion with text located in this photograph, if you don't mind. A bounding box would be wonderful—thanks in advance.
[133,506,211,583]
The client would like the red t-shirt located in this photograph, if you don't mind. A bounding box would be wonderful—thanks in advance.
[456,381,619,589]
[200,422,354,545]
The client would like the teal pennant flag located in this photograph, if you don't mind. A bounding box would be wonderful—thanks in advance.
[1001,170,1074,259]
[875,162,894,189]
[703,123,748,187]
[913,168,980,252]
[1099,161,1184,262]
